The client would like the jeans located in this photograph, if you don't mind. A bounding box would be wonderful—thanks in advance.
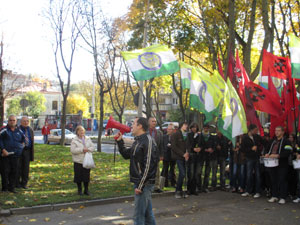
[176,160,186,192]
[246,159,261,194]
[43,135,48,144]
[134,184,156,225]
[269,166,288,199]
[232,163,246,189]
[203,159,217,189]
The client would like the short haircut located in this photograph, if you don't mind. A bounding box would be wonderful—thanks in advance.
[203,123,210,128]
[179,121,188,129]
[148,116,156,121]
[275,126,284,131]
[137,117,149,132]
[248,124,257,131]
[75,125,85,135]
[189,122,199,132]
[8,115,16,120]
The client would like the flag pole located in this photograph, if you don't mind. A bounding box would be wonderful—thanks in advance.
[137,0,150,117]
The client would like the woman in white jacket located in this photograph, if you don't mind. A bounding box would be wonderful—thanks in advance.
[70,126,95,195]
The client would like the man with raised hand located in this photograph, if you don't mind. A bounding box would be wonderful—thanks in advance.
[116,117,158,225]
[0,115,25,193]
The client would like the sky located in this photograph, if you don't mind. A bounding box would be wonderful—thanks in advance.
[0,0,132,83]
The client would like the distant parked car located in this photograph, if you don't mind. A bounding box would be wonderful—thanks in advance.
[123,132,135,147]
[47,129,76,145]
[156,122,179,132]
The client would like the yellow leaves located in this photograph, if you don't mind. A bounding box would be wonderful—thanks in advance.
[79,205,85,209]
[66,94,90,118]
[40,195,48,199]
[4,200,16,205]
[44,217,51,222]
[29,219,37,222]
[174,214,180,218]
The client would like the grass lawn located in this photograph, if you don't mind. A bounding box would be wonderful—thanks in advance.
[0,144,135,209]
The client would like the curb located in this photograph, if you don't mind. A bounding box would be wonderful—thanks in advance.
[0,191,174,217]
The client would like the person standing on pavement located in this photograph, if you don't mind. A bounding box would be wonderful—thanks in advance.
[215,130,229,191]
[186,122,201,195]
[16,116,34,189]
[42,122,51,144]
[116,117,158,225]
[0,115,25,193]
[265,126,292,204]
[70,126,95,196]
[202,124,217,193]
[241,124,263,199]
[148,117,163,193]
[161,124,176,188]
[171,121,189,199]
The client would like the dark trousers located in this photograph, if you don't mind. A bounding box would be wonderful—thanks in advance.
[269,166,288,199]
[17,148,31,187]
[161,160,176,187]
[246,159,261,194]
[288,165,297,196]
[203,159,217,189]
[232,163,246,189]
[1,156,19,191]
[0,157,5,190]
[176,160,186,192]
[218,158,226,188]
[187,155,197,193]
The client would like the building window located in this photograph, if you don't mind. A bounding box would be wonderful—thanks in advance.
[52,101,58,110]
[173,98,178,105]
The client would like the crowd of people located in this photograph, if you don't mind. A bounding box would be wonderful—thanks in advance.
[151,119,300,206]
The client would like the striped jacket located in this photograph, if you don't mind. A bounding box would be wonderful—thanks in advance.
[117,133,159,191]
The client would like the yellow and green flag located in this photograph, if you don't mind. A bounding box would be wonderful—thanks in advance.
[121,44,179,81]
[289,33,300,79]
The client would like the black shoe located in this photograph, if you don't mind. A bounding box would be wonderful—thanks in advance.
[78,190,83,195]
[2,189,8,192]
[15,184,21,188]
[84,191,90,196]
[9,189,17,193]
[154,189,163,193]
[22,186,29,189]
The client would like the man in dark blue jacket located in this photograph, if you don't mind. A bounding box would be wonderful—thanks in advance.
[0,115,25,193]
[116,117,158,225]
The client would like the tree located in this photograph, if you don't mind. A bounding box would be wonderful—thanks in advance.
[6,91,46,118]
[66,94,90,118]
[45,0,82,145]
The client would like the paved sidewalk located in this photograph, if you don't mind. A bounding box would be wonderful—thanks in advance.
[1,191,300,225]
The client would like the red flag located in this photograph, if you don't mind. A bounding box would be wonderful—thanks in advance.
[246,81,283,117]
[262,49,290,79]
[231,50,263,135]
[217,54,225,80]
[284,62,299,133]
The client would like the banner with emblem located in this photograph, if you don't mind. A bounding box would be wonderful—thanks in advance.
[180,61,193,90]
[189,68,223,122]
[226,79,247,138]
[289,33,300,79]
[121,44,180,81]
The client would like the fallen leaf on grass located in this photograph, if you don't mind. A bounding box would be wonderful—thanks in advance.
[44,217,50,222]
[174,214,180,218]
[4,200,16,205]
[41,195,48,199]
[29,218,37,222]
[79,205,85,209]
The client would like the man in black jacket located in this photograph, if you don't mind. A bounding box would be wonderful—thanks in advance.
[241,124,262,198]
[17,116,34,189]
[161,124,176,188]
[265,126,292,204]
[116,117,158,225]
[216,130,229,191]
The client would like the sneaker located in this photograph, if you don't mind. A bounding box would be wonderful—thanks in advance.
[253,193,261,198]
[278,199,286,204]
[241,192,250,197]
[175,191,182,199]
[183,191,189,198]
[268,197,279,203]
[293,198,300,203]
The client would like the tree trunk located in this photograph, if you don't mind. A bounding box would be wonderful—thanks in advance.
[97,88,104,152]
[225,0,235,79]
[60,95,67,145]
